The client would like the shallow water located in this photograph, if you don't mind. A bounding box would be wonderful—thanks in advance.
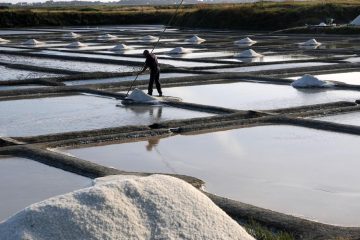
[0,157,91,221]
[0,85,47,91]
[65,73,198,86]
[209,62,335,73]
[0,54,134,73]
[220,54,313,63]
[36,50,221,68]
[0,95,211,137]
[0,65,63,81]
[66,125,360,226]
[161,82,359,110]
[316,112,360,126]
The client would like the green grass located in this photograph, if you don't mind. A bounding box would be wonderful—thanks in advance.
[245,219,294,240]
[1,1,360,30]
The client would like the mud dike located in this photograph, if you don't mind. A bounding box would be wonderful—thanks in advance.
[1,25,360,239]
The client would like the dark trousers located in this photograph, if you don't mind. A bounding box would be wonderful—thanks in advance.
[148,69,162,95]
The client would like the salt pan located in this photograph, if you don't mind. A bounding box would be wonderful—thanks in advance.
[0,175,254,240]
[235,49,263,58]
[291,74,333,88]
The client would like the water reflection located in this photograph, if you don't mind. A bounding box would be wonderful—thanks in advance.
[125,106,163,120]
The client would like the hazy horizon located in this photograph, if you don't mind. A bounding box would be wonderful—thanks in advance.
[0,0,116,3]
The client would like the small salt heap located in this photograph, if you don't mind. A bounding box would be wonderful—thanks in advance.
[66,41,88,48]
[112,44,132,51]
[234,37,257,45]
[126,88,158,103]
[0,38,9,43]
[318,22,327,27]
[350,15,360,26]
[291,74,332,88]
[98,34,118,40]
[186,35,205,43]
[63,32,80,39]
[0,175,255,240]
[299,38,321,46]
[141,35,159,42]
[22,39,44,46]
[235,49,263,58]
[168,47,191,54]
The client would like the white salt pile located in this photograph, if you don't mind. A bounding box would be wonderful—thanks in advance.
[126,88,158,103]
[291,74,333,88]
[168,47,192,54]
[0,175,254,240]
[66,41,88,48]
[141,35,159,42]
[318,22,327,27]
[0,38,9,43]
[350,15,360,26]
[112,43,132,51]
[186,35,205,43]
[234,37,257,45]
[22,39,44,46]
[299,38,321,46]
[235,49,263,58]
[98,34,118,40]
[63,32,80,38]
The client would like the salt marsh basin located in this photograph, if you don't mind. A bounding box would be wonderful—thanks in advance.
[66,125,360,227]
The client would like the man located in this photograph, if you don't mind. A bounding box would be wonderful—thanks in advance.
[140,50,162,96]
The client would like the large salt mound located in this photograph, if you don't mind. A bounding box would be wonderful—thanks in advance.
[168,47,191,54]
[67,41,87,48]
[22,39,43,46]
[0,175,254,240]
[291,74,332,88]
[235,49,263,58]
[186,35,205,43]
[234,37,257,45]
[126,88,158,103]
[299,38,321,46]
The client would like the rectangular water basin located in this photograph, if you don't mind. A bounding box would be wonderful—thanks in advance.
[315,112,360,126]
[0,95,212,137]
[0,54,135,73]
[66,125,360,226]
[161,82,359,110]
[0,157,90,221]
[0,65,63,81]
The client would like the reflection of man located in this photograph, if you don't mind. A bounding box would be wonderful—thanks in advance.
[146,138,160,151]
[149,107,163,120]
[140,50,162,96]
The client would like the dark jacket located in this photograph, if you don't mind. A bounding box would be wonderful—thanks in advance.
[145,53,160,72]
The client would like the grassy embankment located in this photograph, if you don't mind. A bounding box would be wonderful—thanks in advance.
[0,1,360,31]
